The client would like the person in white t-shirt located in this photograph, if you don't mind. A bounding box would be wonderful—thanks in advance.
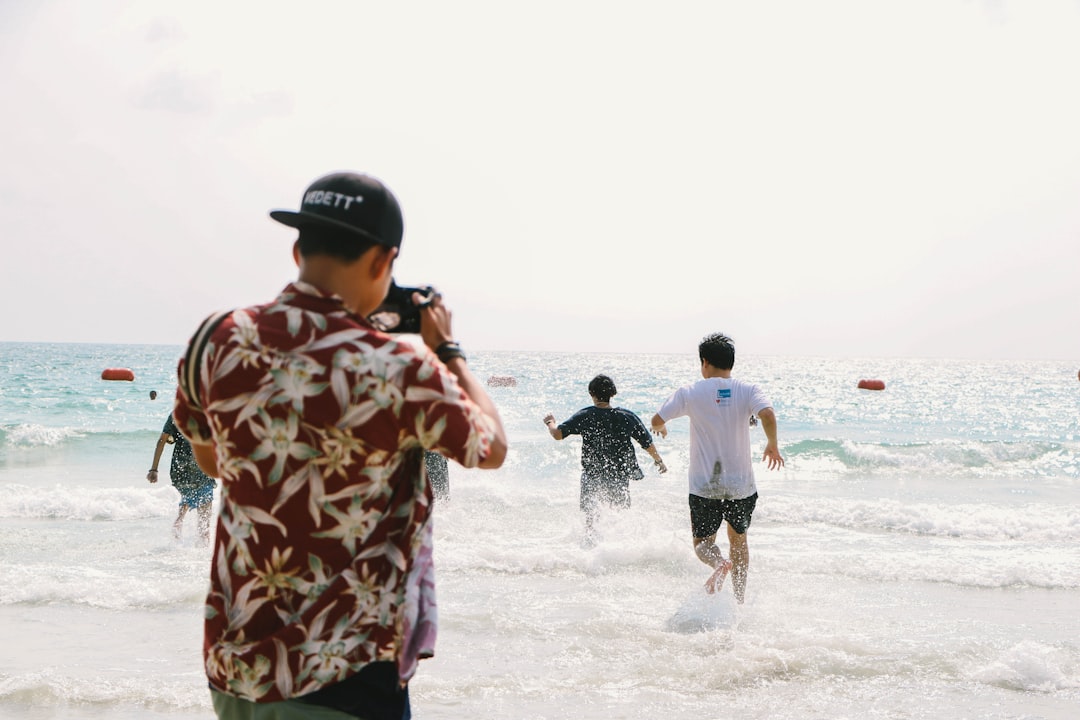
[651,332,784,603]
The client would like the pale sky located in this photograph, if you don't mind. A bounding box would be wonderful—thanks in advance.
[2,0,1079,360]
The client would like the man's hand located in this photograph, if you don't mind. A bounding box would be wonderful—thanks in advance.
[763,444,785,471]
[417,291,453,351]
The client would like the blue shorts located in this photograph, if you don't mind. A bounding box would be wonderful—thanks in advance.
[689,493,758,538]
[174,478,215,509]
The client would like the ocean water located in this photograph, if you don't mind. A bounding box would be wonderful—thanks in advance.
[1,341,1078,720]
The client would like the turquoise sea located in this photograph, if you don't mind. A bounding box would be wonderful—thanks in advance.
[1,341,1078,719]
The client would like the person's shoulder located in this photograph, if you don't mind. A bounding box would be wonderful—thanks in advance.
[211,295,279,328]
[562,405,593,423]
[660,382,694,402]
[616,407,650,428]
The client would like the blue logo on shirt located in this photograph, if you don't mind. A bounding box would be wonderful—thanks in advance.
[716,388,731,406]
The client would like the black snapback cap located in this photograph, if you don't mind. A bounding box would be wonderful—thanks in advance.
[269,172,404,248]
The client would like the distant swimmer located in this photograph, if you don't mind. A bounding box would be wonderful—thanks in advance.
[651,333,784,603]
[147,413,216,545]
[149,390,158,400]
[544,374,666,544]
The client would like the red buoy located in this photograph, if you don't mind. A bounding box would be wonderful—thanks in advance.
[857,379,885,391]
[101,368,135,381]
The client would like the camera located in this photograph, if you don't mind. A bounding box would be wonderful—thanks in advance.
[367,281,437,334]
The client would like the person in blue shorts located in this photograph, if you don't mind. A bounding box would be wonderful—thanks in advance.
[424,450,450,502]
[147,413,216,544]
[544,374,666,541]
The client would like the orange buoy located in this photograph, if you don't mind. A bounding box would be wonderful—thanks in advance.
[101,367,135,382]
[857,379,885,391]
[487,375,517,387]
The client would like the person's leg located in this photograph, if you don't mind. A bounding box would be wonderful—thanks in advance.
[689,494,733,593]
[173,505,188,539]
[581,477,601,541]
[694,534,733,593]
[583,498,599,538]
[196,501,213,546]
[608,478,631,510]
[726,525,749,603]
[723,493,757,603]
[693,534,721,566]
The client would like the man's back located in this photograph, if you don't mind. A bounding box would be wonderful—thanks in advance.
[658,377,770,500]
[560,405,651,482]
[174,280,496,703]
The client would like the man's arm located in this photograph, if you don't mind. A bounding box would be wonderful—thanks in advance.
[756,407,784,470]
[650,413,668,438]
[543,413,563,440]
[192,441,220,478]
[418,294,507,469]
[441,356,508,469]
[147,433,169,483]
[644,443,667,474]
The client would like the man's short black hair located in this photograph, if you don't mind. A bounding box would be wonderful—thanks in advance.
[699,333,735,370]
[588,374,617,403]
[296,226,377,263]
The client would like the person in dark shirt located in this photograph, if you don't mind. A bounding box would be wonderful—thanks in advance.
[146,413,216,544]
[544,375,666,541]
[424,450,450,502]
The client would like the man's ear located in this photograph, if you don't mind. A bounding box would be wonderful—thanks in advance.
[293,240,301,267]
[370,245,398,280]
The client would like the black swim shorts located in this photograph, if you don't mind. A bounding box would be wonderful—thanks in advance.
[580,475,631,512]
[689,492,758,538]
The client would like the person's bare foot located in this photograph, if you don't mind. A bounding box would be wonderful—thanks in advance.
[705,559,733,594]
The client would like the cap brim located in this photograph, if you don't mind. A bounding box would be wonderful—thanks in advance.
[269,210,391,247]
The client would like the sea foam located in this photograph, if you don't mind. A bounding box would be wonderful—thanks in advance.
[0,484,180,521]
[0,424,83,448]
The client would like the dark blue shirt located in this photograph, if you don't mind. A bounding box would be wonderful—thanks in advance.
[162,414,213,490]
[558,406,653,482]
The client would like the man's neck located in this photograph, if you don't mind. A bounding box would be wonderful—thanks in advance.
[297,257,372,316]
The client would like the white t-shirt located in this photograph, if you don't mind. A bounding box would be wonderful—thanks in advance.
[656,377,771,500]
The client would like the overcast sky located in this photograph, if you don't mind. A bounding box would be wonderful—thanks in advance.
[2,0,1078,360]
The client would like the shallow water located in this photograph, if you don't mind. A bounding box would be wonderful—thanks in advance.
[1,343,1078,718]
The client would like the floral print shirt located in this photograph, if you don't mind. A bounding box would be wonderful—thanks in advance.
[172,281,496,703]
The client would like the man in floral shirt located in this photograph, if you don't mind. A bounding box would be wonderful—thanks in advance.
[173,171,508,720]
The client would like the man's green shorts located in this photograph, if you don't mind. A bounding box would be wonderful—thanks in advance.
[211,689,361,720]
